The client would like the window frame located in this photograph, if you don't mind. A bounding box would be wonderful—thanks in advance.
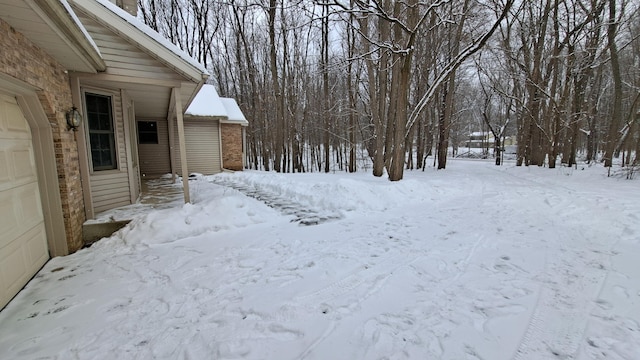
[137,120,159,145]
[83,90,119,172]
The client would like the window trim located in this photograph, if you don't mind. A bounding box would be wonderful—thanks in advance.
[82,88,120,173]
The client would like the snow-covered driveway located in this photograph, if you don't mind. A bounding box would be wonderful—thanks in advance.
[0,160,638,359]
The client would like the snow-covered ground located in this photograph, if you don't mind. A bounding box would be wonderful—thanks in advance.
[1,159,639,359]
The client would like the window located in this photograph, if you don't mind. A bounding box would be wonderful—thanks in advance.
[137,121,159,144]
[85,92,116,170]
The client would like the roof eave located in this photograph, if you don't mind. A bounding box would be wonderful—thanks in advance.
[71,0,208,83]
[220,119,249,126]
[37,0,105,72]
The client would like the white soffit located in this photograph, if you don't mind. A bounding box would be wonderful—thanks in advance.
[0,0,104,73]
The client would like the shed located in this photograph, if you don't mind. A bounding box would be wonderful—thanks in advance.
[164,84,248,175]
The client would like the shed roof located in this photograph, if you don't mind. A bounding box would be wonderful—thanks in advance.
[185,85,248,126]
[220,98,249,126]
[185,84,226,117]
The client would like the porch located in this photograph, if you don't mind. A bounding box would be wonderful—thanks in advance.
[82,175,185,244]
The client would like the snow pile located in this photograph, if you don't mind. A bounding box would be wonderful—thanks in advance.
[213,171,434,214]
[95,178,281,247]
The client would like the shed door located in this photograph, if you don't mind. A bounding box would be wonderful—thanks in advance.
[0,94,48,309]
[174,119,221,175]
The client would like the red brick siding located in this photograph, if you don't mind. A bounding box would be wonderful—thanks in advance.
[0,19,85,252]
[221,123,244,171]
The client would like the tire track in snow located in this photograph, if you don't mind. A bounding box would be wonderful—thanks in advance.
[293,252,418,312]
[509,183,610,360]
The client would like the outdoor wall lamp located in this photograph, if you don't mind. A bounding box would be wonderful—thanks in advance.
[66,106,82,131]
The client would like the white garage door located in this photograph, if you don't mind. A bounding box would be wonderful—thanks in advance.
[0,93,48,310]
[173,119,222,175]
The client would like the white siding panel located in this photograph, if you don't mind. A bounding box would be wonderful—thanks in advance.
[173,119,221,175]
[90,172,131,213]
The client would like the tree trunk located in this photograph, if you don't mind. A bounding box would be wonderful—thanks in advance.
[603,0,622,168]
[267,0,283,172]
[321,6,330,173]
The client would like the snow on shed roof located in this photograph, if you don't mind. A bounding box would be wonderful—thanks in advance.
[185,84,227,117]
[92,0,208,74]
[220,98,249,126]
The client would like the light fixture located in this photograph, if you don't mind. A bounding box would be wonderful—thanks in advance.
[66,106,82,131]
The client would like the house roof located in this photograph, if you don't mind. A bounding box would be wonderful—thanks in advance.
[69,0,209,119]
[220,98,249,126]
[70,0,208,83]
[0,0,105,73]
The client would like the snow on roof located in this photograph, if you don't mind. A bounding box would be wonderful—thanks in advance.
[92,0,208,74]
[61,0,102,57]
[185,84,227,117]
[220,98,249,126]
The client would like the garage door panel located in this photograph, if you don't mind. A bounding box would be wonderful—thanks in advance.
[0,182,43,248]
[18,182,44,226]
[0,194,19,248]
[0,226,47,307]
[0,139,38,190]
[12,147,36,180]
[0,152,8,182]
[0,239,28,291]
[0,92,48,310]
[26,227,48,267]
[3,98,30,136]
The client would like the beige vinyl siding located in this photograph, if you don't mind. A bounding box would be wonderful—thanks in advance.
[138,119,171,176]
[87,90,132,213]
[90,172,131,213]
[77,17,186,82]
[173,118,221,175]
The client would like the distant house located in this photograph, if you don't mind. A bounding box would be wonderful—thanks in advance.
[0,0,244,309]
[465,131,516,148]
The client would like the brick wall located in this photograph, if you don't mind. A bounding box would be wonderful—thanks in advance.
[0,19,85,253]
[220,123,244,171]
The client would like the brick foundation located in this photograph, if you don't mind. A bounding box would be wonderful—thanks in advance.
[0,19,85,253]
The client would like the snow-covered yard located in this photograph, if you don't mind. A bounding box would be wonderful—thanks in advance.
[0,160,638,359]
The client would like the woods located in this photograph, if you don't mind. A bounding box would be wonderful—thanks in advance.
[138,0,640,180]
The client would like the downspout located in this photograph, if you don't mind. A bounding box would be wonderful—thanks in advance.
[242,125,247,169]
[218,119,224,171]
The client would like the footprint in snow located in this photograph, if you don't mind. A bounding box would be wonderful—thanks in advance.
[613,285,629,299]
[594,298,613,310]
